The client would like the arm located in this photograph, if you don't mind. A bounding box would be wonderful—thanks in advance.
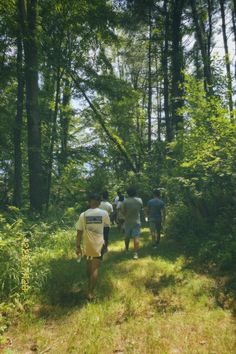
[76,230,83,256]
[75,213,84,256]
[143,207,148,221]
[138,198,145,222]
[121,201,126,217]
[161,200,166,223]
[104,212,111,227]
[146,201,150,220]
[162,207,166,223]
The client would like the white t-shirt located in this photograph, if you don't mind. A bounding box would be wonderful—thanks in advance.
[76,208,110,236]
[117,201,123,209]
[99,201,113,215]
[114,195,119,206]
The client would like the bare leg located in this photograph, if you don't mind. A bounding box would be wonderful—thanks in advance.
[134,237,139,252]
[103,227,110,252]
[125,237,130,251]
[151,232,156,244]
[87,258,101,298]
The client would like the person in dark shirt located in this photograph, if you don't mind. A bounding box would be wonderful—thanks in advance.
[121,187,143,259]
[147,190,165,248]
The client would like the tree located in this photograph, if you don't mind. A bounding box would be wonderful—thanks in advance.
[219,0,234,115]
[170,0,185,132]
[190,0,213,95]
[13,3,24,208]
[19,0,43,211]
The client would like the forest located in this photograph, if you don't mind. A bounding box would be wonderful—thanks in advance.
[0,0,236,353]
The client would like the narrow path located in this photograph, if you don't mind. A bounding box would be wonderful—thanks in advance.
[3,227,236,354]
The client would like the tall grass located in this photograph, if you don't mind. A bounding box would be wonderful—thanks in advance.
[1,225,236,353]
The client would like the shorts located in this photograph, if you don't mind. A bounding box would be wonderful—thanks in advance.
[85,244,106,261]
[124,223,141,238]
[149,219,162,233]
[86,255,103,261]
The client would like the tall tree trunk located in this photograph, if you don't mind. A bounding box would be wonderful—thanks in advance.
[219,0,233,116]
[154,48,162,142]
[19,0,43,212]
[13,9,24,208]
[171,0,184,132]
[45,68,61,209]
[190,0,213,95]
[162,0,172,141]
[147,6,152,150]
[59,78,71,170]
[231,9,236,80]
[157,81,162,142]
[207,0,213,60]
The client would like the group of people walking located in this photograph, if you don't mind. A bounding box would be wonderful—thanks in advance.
[75,187,165,300]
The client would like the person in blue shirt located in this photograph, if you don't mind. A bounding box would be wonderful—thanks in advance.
[147,189,165,248]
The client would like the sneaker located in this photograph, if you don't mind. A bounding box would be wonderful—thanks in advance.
[87,292,95,301]
[133,252,138,260]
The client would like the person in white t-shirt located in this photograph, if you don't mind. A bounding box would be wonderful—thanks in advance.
[116,194,125,231]
[112,190,124,225]
[76,193,110,300]
[99,191,113,253]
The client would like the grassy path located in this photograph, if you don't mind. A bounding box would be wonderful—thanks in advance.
[3,227,236,354]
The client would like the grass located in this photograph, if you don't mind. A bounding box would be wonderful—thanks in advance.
[1,226,236,354]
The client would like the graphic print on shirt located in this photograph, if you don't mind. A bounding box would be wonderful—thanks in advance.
[86,216,103,224]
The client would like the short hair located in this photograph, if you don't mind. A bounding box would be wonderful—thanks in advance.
[102,191,109,199]
[153,189,160,197]
[119,195,124,202]
[127,187,136,197]
[88,193,101,202]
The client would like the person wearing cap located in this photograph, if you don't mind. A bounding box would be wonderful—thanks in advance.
[76,193,110,300]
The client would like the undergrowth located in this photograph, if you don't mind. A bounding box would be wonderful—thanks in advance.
[0,221,236,353]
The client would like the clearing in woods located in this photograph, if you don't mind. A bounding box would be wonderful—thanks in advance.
[2,227,236,354]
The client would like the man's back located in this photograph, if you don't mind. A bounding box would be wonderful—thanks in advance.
[99,201,113,215]
[122,197,143,225]
[147,198,164,220]
[76,208,110,235]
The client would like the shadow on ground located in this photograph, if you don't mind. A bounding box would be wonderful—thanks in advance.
[39,226,236,319]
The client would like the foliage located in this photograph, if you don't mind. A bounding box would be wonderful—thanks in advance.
[0,210,76,342]
[163,76,236,271]
[1,228,236,352]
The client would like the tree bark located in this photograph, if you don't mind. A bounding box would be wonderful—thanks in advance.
[219,0,233,116]
[232,10,236,80]
[19,0,43,212]
[45,68,61,209]
[162,0,172,141]
[190,0,213,95]
[60,78,71,169]
[207,0,213,60]
[147,6,152,150]
[171,0,184,132]
[13,6,24,208]
[157,81,162,142]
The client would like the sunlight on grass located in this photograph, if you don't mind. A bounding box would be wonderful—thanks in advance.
[2,227,236,354]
